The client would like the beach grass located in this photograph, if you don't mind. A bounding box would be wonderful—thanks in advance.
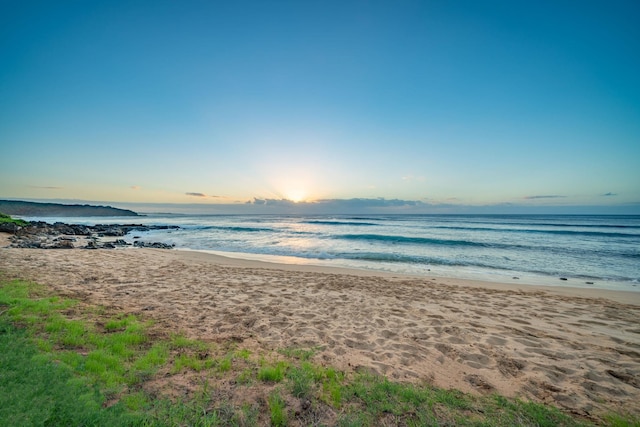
[0,212,28,227]
[1,276,638,426]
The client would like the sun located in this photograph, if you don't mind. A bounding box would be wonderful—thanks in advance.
[286,189,307,203]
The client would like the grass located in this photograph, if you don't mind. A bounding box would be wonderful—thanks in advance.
[287,362,317,398]
[258,361,289,382]
[268,391,288,426]
[1,276,638,426]
[0,316,134,425]
[0,212,28,226]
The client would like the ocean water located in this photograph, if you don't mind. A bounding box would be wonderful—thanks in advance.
[23,214,640,291]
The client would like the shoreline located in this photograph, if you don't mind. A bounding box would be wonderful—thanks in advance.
[2,228,639,303]
[174,247,640,305]
[7,213,640,293]
[1,242,640,418]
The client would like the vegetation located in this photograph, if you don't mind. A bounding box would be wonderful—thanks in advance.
[0,212,28,227]
[1,276,638,426]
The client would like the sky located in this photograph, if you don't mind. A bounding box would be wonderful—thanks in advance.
[1,0,639,214]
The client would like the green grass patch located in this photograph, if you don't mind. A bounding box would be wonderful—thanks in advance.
[0,212,28,226]
[171,333,209,351]
[234,348,251,360]
[133,342,169,371]
[258,361,289,382]
[0,279,163,395]
[172,352,216,373]
[603,413,640,427]
[268,391,288,427]
[278,346,320,361]
[217,354,233,373]
[286,362,317,398]
[320,366,345,407]
[0,317,135,426]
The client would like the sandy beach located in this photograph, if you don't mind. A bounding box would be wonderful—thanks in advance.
[1,234,639,419]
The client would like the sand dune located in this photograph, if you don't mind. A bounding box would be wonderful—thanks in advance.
[1,241,638,419]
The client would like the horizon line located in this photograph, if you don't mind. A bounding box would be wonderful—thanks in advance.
[2,197,639,216]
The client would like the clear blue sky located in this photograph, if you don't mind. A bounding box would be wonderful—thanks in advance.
[1,0,639,214]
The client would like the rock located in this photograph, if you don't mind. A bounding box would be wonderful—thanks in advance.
[5,221,179,251]
[68,224,91,236]
[133,241,174,249]
[96,226,126,236]
[0,222,21,233]
[51,239,74,249]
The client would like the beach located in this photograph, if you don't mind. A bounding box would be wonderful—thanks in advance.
[1,235,639,419]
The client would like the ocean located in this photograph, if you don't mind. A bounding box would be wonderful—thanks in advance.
[22,214,640,291]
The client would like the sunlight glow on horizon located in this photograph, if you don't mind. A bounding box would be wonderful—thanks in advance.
[285,189,307,203]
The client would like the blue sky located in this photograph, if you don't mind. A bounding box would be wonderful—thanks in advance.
[1,0,639,214]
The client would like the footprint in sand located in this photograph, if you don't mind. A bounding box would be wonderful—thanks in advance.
[486,335,507,346]
[459,352,492,369]
[497,357,526,377]
[464,374,495,393]
[606,370,640,388]
[380,329,397,339]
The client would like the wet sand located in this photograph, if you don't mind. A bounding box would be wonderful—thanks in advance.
[0,237,638,418]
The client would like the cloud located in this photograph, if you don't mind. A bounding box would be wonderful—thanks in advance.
[316,198,425,208]
[523,195,567,200]
[130,185,140,190]
[185,192,220,198]
[401,175,426,182]
[602,192,617,196]
[247,198,297,206]
[246,197,427,210]
[29,186,62,190]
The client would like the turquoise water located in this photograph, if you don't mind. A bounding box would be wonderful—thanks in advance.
[24,214,640,291]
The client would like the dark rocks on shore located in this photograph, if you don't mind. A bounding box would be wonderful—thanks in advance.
[85,240,99,250]
[133,241,175,249]
[51,238,75,249]
[3,221,178,250]
[0,222,22,233]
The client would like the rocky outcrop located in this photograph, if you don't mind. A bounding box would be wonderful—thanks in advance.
[13,221,92,237]
[3,221,178,250]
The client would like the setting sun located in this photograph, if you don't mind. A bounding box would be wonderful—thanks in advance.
[286,189,307,203]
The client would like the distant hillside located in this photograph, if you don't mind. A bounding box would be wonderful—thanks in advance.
[0,200,140,217]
